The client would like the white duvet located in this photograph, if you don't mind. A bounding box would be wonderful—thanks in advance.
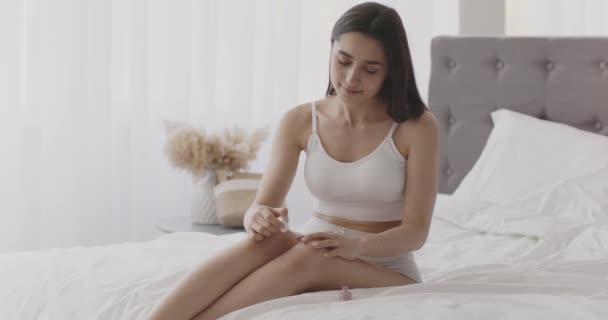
[2,169,608,319]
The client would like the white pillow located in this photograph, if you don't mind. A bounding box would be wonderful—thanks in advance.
[454,109,608,203]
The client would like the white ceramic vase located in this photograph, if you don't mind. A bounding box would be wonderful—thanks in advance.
[191,170,219,224]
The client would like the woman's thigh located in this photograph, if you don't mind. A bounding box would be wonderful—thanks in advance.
[188,240,417,319]
[295,217,419,288]
[277,242,417,292]
[243,230,301,260]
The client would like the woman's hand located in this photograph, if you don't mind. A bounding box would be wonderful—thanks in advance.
[244,205,289,241]
[298,232,362,260]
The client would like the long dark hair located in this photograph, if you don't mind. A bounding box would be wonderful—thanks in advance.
[325,2,427,122]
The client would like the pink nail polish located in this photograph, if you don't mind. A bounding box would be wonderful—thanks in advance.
[339,286,352,301]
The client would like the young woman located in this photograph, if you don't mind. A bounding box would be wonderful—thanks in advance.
[148,2,438,319]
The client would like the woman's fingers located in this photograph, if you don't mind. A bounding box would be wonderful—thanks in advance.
[323,249,339,258]
[271,207,289,222]
[245,205,290,240]
[251,220,272,237]
[254,215,278,233]
[247,227,262,241]
[248,230,264,241]
[310,239,338,249]
[248,221,262,237]
[261,208,284,230]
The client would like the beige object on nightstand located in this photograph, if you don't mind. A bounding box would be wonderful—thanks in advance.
[214,169,263,228]
[216,170,262,183]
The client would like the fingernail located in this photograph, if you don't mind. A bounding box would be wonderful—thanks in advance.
[323,253,329,257]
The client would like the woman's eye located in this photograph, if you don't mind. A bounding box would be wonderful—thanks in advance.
[337,58,379,74]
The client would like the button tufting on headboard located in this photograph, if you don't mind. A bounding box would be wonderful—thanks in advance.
[429,36,608,194]
[447,59,456,69]
[496,59,504,70]
[445,167,453,176]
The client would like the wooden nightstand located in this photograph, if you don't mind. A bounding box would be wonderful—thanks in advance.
[155,216,245,235]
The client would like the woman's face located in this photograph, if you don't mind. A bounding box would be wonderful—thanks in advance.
[329,32,388,102]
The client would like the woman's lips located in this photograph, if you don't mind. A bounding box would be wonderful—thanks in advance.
[341,86,362,95]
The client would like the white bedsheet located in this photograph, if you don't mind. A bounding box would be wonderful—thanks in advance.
[1,187,607,319]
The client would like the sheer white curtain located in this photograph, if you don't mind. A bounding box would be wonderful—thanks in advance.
[0,0,458,253]
[506,0,608,35]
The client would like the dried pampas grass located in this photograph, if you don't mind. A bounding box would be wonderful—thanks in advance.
[163,120,269,177]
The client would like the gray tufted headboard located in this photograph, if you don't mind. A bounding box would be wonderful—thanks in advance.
[428,36,608,194]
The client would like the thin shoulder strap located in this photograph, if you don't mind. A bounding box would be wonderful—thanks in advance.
[311,101,317,133]
[387,122,398,138]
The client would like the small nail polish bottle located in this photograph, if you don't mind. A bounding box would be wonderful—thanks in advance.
[339,286,352,301]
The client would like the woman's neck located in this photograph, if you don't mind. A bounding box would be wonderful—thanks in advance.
[330,96,388,128]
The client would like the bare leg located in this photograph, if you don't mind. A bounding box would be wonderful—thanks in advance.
[146,231,299,320]
[190,243,312,320]
[191,242,415,320]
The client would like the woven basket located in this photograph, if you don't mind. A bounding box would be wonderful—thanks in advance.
[214,170,263,227]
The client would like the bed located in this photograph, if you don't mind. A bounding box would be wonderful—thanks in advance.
[1,36,608,319]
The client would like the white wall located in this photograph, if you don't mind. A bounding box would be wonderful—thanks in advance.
[460,0,505,35]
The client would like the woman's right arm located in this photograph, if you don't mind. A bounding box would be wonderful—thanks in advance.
[244,105,307,240]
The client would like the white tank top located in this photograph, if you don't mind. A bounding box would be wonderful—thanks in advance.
[304,101,407,222]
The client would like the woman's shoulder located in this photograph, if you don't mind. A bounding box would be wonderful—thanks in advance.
[280,101,314,127]
[406,110,438,131]
[393,110,438,158]
[278,100,321,150]
[396,110,437,134]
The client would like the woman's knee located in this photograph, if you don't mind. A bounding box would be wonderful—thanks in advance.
[244,230,300,257]
[276,242,325,274]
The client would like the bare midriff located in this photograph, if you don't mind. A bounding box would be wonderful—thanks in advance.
[313,212,401,233]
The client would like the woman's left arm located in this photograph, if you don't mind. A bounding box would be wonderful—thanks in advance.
[358,111,439,256]
[301,111,439,259]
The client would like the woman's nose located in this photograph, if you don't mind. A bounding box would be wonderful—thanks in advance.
[345,67,360,85]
